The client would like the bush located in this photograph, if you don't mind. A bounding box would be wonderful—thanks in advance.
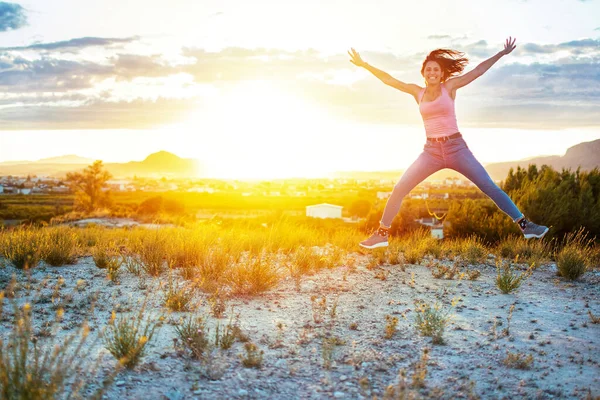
[496,258,534,294]
[228,254,279,296]
[0,298,112,399]
[414,302,451,344]
[0,227,48,269]
[44,226,80,266]
[556,229,594,280]
[104,304,160,369]
[174,317,210,360]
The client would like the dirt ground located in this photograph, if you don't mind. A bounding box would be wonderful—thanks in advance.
[1,252,599,400]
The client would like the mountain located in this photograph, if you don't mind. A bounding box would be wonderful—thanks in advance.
[484,139,600,181]
[104,151,201,177]
[0,151,202,178]
[36,155,96,164]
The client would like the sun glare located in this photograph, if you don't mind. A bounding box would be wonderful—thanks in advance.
[170,80,339,180]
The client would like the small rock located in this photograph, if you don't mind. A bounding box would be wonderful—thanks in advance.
[334,392,345,398]
[116,380,126,387]
[238,389,248,396]
[340,375,348,382]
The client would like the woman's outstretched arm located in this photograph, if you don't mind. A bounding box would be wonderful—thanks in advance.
[348,48,421,99]
[446,37,517,91]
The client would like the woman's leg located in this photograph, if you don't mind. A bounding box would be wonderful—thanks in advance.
[446,140,523,221]
[380,149,445,227]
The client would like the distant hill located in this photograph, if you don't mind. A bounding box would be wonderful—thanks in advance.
[36,155,96,164]
[0,151,202,178]
[104,151,201,177]
[484,139,600,181]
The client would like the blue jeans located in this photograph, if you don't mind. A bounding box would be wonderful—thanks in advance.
[380,136,523,227]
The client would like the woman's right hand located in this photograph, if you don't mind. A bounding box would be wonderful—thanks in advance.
[348,48,367,68]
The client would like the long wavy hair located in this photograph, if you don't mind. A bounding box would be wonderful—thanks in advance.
[421,49,469,83]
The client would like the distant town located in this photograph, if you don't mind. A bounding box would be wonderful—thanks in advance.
[0,175,479,197]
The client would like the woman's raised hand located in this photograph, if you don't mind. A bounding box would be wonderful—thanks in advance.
[501,37,517,56]
[348,48,367,67]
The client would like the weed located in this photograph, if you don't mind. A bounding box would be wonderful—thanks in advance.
[174,316,209,360]
[215,312,237,350]
[0,297,112,399]
[503,351,534,370]
[163,280,195,312]
[556,229,594,280]
[414,301,451,344]
[208,288,227,318]
[44,226,80,266]
[0,228,48,269]
[460,235,488,265]
[104,301,160,369]
[411,347,429,389]
[496,258,534,294]
[228,254,279,296]
[384,315,399,339]
[588,311,600,324]
[310,295,328,324]
[240,342,263,368]
[91,241,122,273]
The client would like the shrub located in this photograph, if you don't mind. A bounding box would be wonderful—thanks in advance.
[459,235,488,265]
[414,302,451,344]
[44,226,80,266]
[495,258,534,294]
[240,343,263,368]
[556,229,594,280]
[384,315,399,339]
[0,227,48,269]
[495,236,551,266]
[174,317,210,360]
[228,254,279,296]
[137,229,174,277]
[163,281,195,312]
[503,352,534,370]
[0,298,112,399]
[104,305,160,369]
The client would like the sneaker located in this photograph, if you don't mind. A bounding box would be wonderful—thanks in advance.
[519,219,549,239]
[359,228,389,249]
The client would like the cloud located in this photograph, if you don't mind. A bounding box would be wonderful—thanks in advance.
[516,38,600,56]
[112,54,178,79]
[0,2,26,31]
[0,36,139,52]
[0,39,599,130]
[0,97,199,130]
[427,35,452,40]
[0,56,114,92]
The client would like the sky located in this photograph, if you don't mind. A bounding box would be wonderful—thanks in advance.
[0,0,599,179]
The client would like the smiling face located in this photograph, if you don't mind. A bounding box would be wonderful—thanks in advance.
[422,61,443,85]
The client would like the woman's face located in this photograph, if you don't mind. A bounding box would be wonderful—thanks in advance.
[423,61,443,85]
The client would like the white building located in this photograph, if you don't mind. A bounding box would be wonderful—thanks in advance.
[377,191,392,200]
[416,217,444,239]
[306,203,343,219]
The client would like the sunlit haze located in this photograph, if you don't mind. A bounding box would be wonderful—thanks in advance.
[1,0,599,179]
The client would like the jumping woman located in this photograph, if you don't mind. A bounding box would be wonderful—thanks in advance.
[349,37,549,249]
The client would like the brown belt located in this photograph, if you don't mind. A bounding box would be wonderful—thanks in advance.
[427,132,462,143]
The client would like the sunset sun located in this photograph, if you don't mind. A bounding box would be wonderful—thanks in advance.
[175,80,339,180]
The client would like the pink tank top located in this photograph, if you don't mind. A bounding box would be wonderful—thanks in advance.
[418,84,460,138]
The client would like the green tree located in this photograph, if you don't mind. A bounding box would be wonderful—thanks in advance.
[66,160,112,212]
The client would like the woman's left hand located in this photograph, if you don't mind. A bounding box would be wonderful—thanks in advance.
[501,36,517,55]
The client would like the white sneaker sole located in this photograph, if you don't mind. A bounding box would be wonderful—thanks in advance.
[524,227,549,239]
[359,241,389,249]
